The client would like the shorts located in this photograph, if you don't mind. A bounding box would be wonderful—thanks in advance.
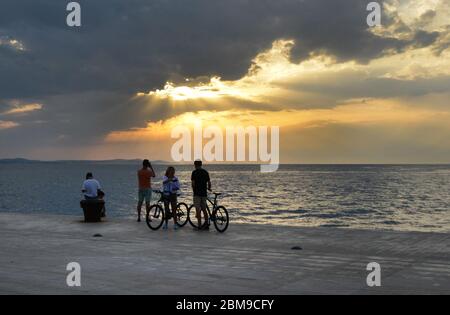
[138,189,152,203]
[164,193,178,215]
[193,196,207,210]
[163,193,178,203]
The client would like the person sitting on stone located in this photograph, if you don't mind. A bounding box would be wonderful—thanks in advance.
[82,172,104,200]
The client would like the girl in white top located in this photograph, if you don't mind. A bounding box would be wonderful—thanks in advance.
[162,166,180,230]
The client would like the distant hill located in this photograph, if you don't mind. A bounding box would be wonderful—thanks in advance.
[0,158,170,165]
[0,158,39,164]
[85,159,171,165]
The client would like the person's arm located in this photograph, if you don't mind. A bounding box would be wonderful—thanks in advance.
[191,172,195,191]
[173,177,180,191]
[149,163,156,177]
[163,176,170,185]
[96,180,104,196]
[207,172,212,191]
[81,181,87,193]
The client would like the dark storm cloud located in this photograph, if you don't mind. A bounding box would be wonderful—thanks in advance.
[1,0,441,100]
[281,75,450,104]
[0,0,447,159]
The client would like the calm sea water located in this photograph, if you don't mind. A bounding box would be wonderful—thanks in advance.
[0,163,449,232]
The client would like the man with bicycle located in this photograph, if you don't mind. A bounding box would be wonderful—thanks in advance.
[191,160,211,230]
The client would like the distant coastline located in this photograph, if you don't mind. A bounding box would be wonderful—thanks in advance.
[0,158,449,166]
[0,158,170,165]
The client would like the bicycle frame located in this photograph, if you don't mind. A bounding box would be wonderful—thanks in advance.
[146,190,190,230]
[204,194,221,219]
[152,190,174,207]
[187,192,229,232]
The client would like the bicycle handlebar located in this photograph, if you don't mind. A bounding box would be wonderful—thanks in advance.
[153,189,222,197]
[153,189,182,197]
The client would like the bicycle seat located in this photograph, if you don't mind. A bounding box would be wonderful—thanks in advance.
[213,192,222,196]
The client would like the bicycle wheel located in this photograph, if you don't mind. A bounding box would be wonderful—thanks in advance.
[187,204,209,229]
[176,202,189,227]
[146,204,165,230]
[212,206,229,233]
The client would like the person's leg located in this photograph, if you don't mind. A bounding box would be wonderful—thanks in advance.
[147,190,152,214]
[101,204,106,218]
[97,196,106,217]
[194,196,202,228]
[171,195,178,225]
[137,202,143,222]
[163,196,170,229]
[144,189,151,217]
[137,190,144,222]
[202,197,209,224]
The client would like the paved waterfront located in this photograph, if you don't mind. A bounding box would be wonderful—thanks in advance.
[0,213,449,294]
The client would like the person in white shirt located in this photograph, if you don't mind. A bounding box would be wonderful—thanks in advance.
[162,166,181,230]
[82,172,102,200]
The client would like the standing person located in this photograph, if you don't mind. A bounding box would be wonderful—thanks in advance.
[191,160,211,230]
[162,167,180,230]
[137,159,156,222]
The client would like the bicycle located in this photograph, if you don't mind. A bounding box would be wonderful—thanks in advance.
[187,192,230,233]
[146,190,189,230]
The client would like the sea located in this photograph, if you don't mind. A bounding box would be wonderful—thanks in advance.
[0,163,449,233]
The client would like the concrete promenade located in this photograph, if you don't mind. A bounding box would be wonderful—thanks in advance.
[0,212,449,295]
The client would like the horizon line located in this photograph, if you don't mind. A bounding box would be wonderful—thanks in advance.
[0,158,449,166]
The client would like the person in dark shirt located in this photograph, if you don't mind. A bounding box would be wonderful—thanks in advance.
[191,160,211,230]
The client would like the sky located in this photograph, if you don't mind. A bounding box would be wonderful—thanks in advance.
[0,0,449,163]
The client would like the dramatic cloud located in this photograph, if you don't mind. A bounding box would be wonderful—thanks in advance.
[0,0,449,162]
[0,120,19,130]
[0,36,25,51]
[1,103,42,115]
[131,37,450,114]
[2,0,444,98]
